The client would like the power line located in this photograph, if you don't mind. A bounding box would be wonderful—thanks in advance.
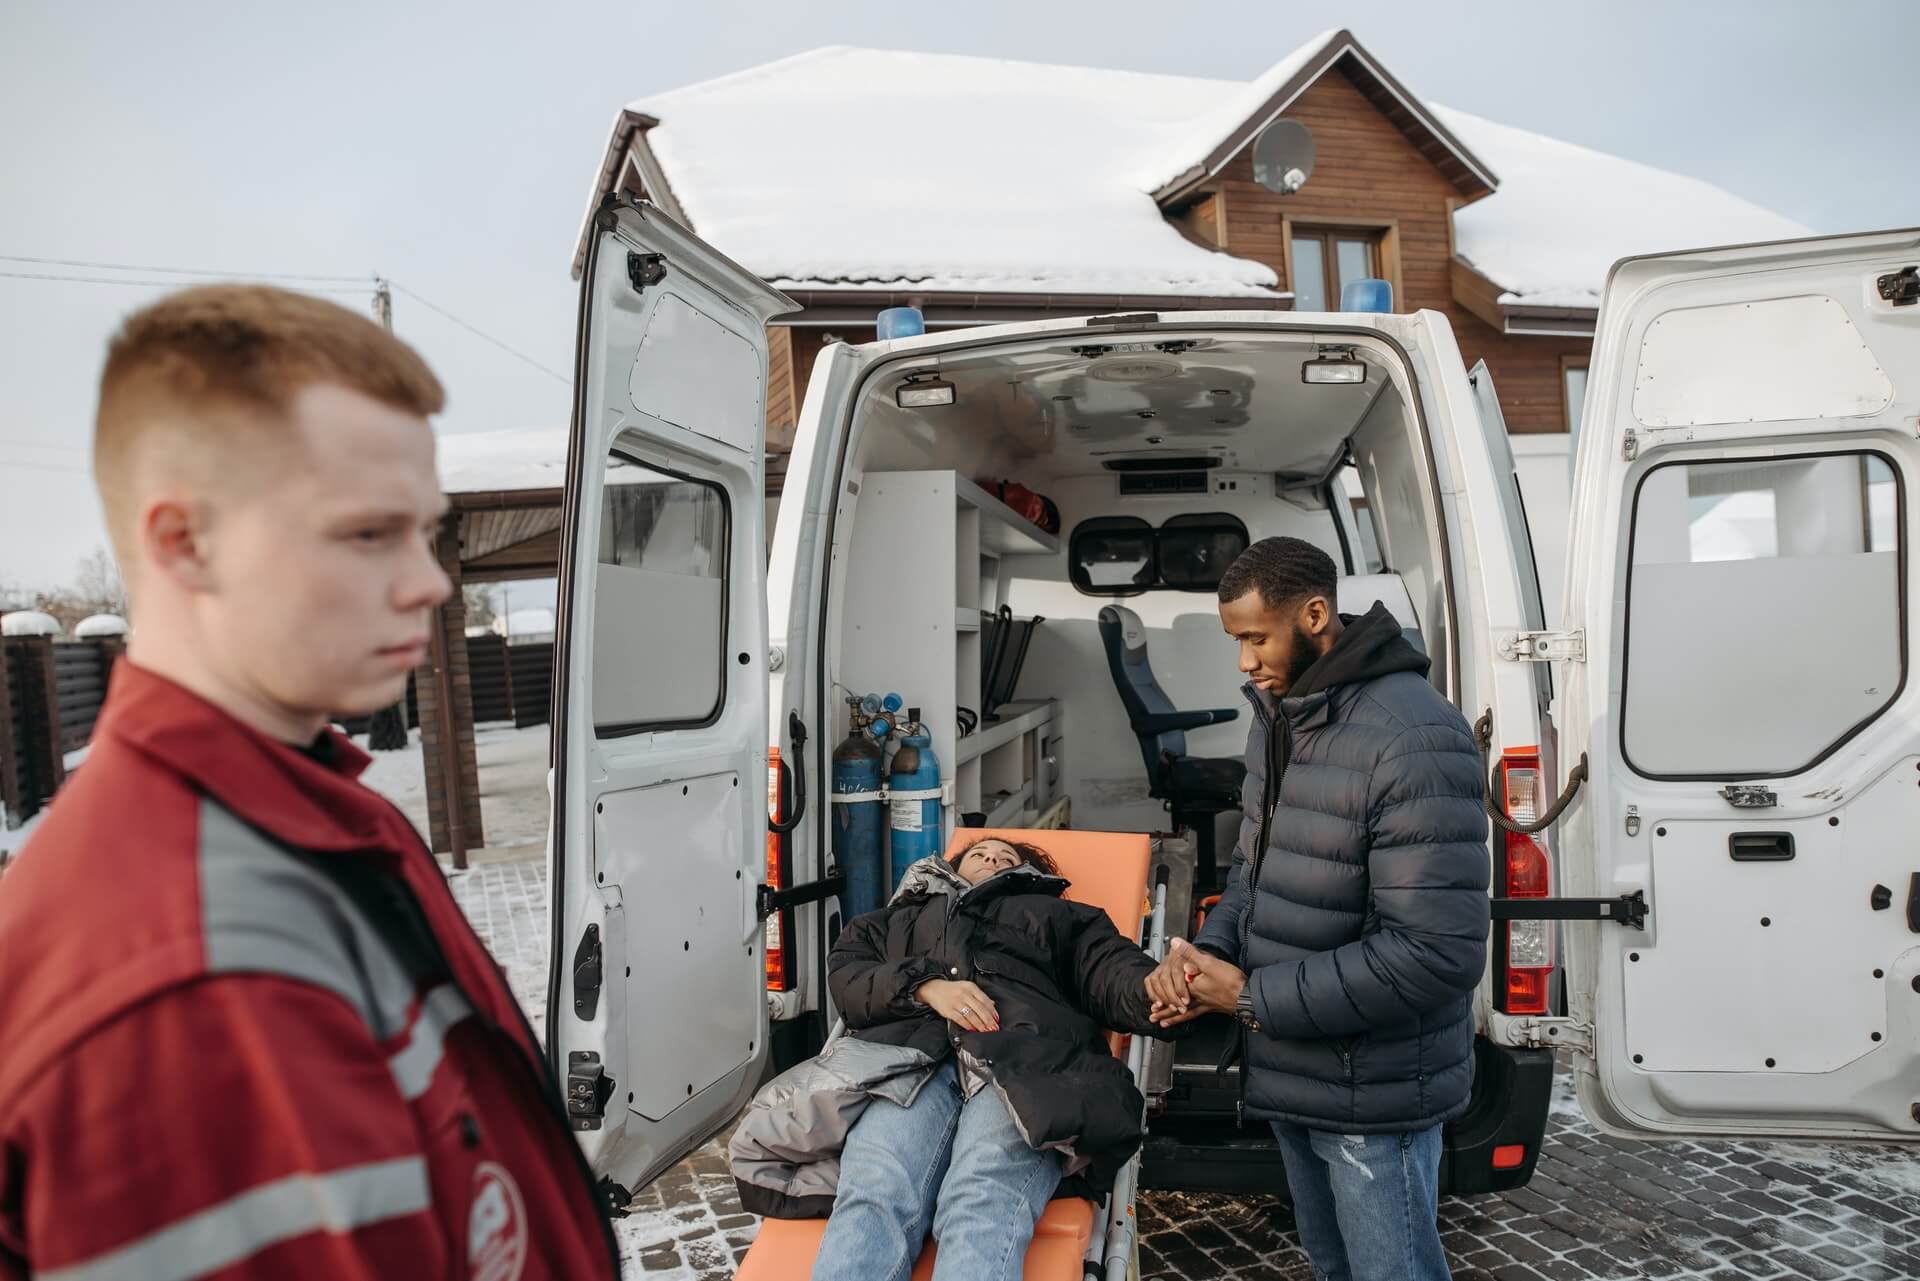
[0,457,90,476]
[0,253,568,388]
[0,268,372,294]
[388,282,570,386]
[0,253,369,284]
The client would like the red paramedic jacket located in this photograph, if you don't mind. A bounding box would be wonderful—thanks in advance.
[0,664,621,1280]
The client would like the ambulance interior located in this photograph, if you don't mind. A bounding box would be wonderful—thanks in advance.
[821,329,1453,898]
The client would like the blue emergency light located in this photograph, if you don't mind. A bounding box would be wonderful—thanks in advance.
[1341,278,1393,313]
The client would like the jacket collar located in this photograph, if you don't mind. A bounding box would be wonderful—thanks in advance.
[98,661,406,855]
[1241,681,1336,732]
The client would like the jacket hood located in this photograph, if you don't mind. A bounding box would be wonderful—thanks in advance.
[1285,600,1430,701]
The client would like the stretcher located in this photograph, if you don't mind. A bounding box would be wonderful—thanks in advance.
[734,826,1169,1281]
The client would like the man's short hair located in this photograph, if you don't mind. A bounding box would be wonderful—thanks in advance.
[94,284,445,561]
[1217,536,1338,612]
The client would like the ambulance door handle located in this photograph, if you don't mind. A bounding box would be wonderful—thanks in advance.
[1728,832,1794,862]
[1906,873,1920,934]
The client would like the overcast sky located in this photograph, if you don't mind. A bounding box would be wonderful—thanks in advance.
[2,0,1914,593]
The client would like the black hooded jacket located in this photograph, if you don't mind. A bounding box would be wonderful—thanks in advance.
[1192,601,1492,1132]
[828,859,1170,1195]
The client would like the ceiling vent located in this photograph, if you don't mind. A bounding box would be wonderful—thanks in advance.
[1101,455,1221,473]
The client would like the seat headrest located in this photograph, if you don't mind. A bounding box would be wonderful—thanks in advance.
[1097,605,1147,656]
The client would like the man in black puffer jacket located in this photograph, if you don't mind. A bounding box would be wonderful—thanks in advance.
[1148,536,1489,1281]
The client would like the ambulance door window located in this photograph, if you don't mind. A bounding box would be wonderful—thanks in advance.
[592,450,731,734]
[1622,452,1902,777]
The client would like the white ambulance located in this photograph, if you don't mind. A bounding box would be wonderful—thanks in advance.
[543,196,1920,1203]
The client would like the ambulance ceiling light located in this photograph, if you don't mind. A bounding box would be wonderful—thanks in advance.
[1302,347,1366,385]
[896,372,956,408]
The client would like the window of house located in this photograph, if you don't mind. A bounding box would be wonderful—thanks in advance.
[1622,453,1901,778]
[1564,362,1588,441]
[1292,229,1382,312]
[592,452,730,734]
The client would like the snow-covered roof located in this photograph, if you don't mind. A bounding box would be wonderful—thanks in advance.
[608,39,1804,313]
[436,426,569,495]
[1436,107,1808,310]
[629,46,1283,300]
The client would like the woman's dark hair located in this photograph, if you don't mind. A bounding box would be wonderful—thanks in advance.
[948,838,1060,878]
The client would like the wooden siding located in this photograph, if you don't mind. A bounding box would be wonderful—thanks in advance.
[766,324,797,451]
[1208,67,1589,433]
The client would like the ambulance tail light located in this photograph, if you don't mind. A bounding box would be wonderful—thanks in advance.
[1499,748,1553,1017]
[765,748,793,991]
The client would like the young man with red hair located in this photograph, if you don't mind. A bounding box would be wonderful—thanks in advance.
[0,286,619,1279]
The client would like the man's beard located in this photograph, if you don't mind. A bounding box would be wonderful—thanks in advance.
[1281,622,1321,691]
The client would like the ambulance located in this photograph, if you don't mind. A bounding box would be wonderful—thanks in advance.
[543,195,1920,1209]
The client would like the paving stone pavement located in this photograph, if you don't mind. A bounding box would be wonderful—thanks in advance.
[453,854,1920,1280]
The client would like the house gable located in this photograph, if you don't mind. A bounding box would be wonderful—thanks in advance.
[1153,30,1497,210]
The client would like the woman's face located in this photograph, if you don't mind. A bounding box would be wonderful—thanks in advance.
[954,839,1024,885]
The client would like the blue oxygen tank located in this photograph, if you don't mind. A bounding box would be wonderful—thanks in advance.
[831,693,897,920]
[887,707,943,889]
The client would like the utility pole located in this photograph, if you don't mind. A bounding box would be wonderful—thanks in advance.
[372,274,468,866]
[372,276,393,331]
[365,278,414,748]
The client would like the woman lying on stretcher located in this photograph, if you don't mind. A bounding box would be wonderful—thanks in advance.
[727,837,1185,1281]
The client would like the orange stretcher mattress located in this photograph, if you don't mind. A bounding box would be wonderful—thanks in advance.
[732,827,1154,1281]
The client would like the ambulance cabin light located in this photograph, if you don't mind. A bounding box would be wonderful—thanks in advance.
[765,748,793,991]
[1301,348,1365,385]
[1498,747,1554,1017]
[895,373,956,409]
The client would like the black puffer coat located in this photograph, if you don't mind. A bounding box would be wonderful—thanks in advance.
[829,858,1166,1194]
[1192,602,1491,1133]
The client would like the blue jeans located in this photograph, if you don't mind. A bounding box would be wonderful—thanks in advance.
[814,1061,1063,1281]
[1270,1122,1450,1281]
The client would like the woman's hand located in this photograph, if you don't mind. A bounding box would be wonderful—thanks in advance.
[915,979,1000,1032]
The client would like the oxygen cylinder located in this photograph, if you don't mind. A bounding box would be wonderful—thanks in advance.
[831,711,888,920]
[887,708,943,889]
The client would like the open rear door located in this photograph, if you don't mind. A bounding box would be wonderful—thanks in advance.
[549,194,795,1193]
[1559,229,1920,1141]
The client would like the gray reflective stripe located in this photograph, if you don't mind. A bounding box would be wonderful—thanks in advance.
[37,1156,430,1281]
[197,799,418,1040]
[388,983,475,1099]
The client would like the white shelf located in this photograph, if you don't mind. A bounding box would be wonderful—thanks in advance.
[982,781,1036,828]
[954,475,1061,558]
[955,699,1055,764]
[955,608,981,632]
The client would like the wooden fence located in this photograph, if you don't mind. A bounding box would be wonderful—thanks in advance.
[1,633,554,837]
[466,635,552,729]
[1,636,122,830]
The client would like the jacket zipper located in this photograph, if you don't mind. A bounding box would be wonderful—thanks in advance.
[1234,696,1293,1125]
[371,808,626,1278]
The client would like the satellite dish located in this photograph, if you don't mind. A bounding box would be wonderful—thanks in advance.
[1252,120,1315,195]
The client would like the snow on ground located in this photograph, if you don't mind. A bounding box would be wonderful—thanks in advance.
[356,722,553,853]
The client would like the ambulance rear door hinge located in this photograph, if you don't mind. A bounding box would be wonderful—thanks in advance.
[1500,629,1585,663]
[627,251,666,294]
[1509,1016,1594,1056]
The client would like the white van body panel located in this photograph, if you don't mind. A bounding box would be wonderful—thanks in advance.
[1561,229,1920,1142]
[550,197,795,1189]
